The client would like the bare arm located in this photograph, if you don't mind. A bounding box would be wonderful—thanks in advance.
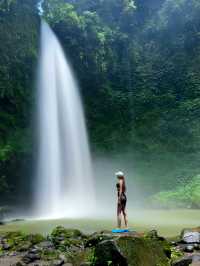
[119,179,123,198]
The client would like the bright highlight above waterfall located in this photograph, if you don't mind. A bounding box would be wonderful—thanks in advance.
[34,21,95,219]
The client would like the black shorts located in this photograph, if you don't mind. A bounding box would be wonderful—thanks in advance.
[117,193,127,213]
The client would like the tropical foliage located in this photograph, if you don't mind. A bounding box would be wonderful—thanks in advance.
[1,0,200,204]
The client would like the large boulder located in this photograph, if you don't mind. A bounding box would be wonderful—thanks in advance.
[93,233,170,266]
[172,256,192,266]
[181,228,200,243]
[94,239,127,266]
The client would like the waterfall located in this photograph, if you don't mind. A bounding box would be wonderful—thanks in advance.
[34,21,95,219]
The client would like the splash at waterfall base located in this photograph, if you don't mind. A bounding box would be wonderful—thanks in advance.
[34,21,95,219]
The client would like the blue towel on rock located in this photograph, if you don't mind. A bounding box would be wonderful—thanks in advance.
[112,229,129,233]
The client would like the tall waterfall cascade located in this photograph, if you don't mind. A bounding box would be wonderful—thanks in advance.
[35,21,95,219]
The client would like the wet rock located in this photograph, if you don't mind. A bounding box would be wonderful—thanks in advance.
[192,254,200,262]
[183,232,200,243]
[172,256,192,266]
[30,248,39,254]
[85,232,112,248]
[51,226,83,240]
[13,261,26,266]
[16,242,32,252]
[194,244,200,250]
[22,252,41,264]
[10,251,18,256]
[184,245,194,252]
[2,242,11,250]
[51,259,65,266]
[58,254,66,261]
[38,241,54,249]
[94,239,127,266]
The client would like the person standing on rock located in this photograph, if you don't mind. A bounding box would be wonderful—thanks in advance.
[116,171,128,229]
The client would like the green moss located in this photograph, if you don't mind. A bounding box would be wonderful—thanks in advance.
[68,248,95,266]
[116,236,170,266]
[51,226,83,239]
[0,231,45,251]
[26,233,45,245]
[170,247,184,263]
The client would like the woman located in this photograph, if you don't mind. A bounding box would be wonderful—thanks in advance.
[115,171,128,229]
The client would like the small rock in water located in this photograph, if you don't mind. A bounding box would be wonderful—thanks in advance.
[51,259,64,266]
[184,245,194,252]
[22,252,40,264]
[13,262,26,266]
[2,243,11,250]
[172,256,192,266]
[183,232,200,243]
[192,254,200,262]
[194,244,200,250]
[38,241,54,248]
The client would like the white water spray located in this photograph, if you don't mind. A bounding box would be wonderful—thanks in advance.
[35,21,95,219]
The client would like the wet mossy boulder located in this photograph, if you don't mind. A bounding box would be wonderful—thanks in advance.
[51,226,84,240]
[93,233,170,266]
[50,226,85,251]
[85,232,113,248]
[0,231,45,253]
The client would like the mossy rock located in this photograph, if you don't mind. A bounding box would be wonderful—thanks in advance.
[26,233,45,245]
[85,232,113,248]
[0,231,45,251]
[93,235,170,266]
[116,236,170,266]
[51,226,83,239]
[67,247,95,266]
[40,248,60,260]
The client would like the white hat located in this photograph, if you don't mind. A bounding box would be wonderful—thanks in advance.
[115,171,124,177]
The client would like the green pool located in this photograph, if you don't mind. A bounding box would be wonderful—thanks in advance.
[0,209,199,237]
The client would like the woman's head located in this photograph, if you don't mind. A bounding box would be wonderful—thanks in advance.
[115,171,125,180]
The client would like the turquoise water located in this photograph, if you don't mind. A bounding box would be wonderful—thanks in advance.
[0,209,200,237]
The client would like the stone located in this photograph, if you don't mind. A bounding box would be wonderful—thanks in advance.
[192,254,200,262]
[51,259,65,266]
[184,245,194,252]
[22,252,41,264]
[194,244,200,250]
[13,262,26,266]
[182,231,200,243]
[2,243,11,250]
[59,254,67,262]
[172,256,193,266]
[38,241,54,248]
[94,239,128,266]
[85,232,112,248]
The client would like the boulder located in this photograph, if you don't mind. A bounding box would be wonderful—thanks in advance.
[192,254,200,262]
[50,259,65,266]
[94,239,127,266]
[172,256,192,266]
[183,232,200,244]
[184,245,194,252]
[116,236,170,266]
[22,252,40,264]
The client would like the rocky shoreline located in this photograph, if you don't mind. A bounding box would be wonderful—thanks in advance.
[0,226,200,266]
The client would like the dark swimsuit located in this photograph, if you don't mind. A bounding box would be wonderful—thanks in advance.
[116,182,127,214]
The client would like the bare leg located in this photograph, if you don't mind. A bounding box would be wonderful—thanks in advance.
[122,210,128,228]
[117,203,122,228]
[117,213,122,228]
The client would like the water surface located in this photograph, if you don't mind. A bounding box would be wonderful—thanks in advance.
[1,209,200,237]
